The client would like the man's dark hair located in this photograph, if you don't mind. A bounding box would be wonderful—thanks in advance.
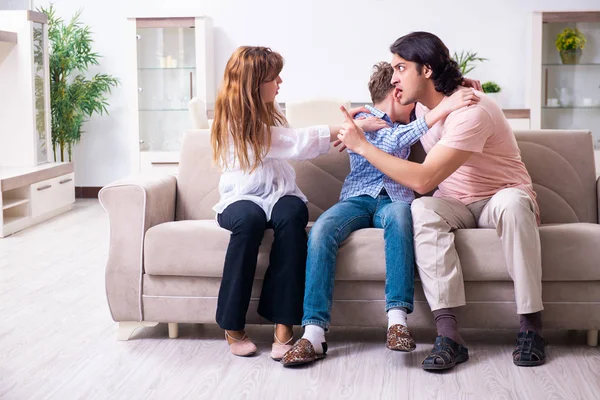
[390,31,463,96]
[368,62,394,104]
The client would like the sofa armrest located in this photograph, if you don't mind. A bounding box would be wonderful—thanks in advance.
[98,174,177,322]
[597,176,600,224]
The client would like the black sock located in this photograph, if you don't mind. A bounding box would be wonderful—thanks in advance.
[432,308,465,345]
[519,312,543,334]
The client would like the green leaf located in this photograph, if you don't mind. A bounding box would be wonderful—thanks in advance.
[452,50,488,76]
[37,4,119,153]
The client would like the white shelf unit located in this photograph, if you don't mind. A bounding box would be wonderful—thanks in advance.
[127,16,214,174]
[0,11,52,167]
[2,186,30,211]
[531,11,600,149]
[0,11,74,238]
[0,163,74,238]
[0,29,17,64]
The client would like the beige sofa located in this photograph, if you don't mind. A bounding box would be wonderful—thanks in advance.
[99,129,600,345]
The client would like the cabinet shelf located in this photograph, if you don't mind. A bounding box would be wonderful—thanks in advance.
[0,30,17,44]
[2,198,29,210]
[3,215,27,224]
[138,67,195,70]
[130,16,214,172]
[543,63,600,66]
[139,109,188,112]
[542,106,600,109]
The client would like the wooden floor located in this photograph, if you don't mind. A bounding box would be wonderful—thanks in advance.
[1,199,599,400]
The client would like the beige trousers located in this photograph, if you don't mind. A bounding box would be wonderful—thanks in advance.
[411,188,543,314]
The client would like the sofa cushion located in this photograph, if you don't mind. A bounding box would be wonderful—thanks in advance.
[144,220,600,282]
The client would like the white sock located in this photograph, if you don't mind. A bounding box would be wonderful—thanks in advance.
[302,324,326,354]
[387,307,408,328]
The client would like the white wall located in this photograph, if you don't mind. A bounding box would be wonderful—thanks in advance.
[34,0,599,186]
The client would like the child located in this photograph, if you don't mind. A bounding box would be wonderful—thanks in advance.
[210,46,387,358]
[281,62,478,366]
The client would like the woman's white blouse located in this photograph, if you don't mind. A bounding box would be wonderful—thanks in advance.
[213,124,331,220]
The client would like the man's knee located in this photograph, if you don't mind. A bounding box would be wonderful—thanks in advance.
[497,189,535,218]
[411,197,442,219]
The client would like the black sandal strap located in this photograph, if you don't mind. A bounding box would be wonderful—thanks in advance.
[513,331,546,363]
[423,336,468,367]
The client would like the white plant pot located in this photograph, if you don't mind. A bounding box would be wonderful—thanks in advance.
[486,92,501,106]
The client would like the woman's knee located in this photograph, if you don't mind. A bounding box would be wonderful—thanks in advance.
[229,204,267,234]
[271,196,309,228]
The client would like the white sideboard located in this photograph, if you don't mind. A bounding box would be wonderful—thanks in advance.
[0,163,74,237]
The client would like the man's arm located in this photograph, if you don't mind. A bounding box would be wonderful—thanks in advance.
[359,142,472,194]
[337,106,473,194]
[388,88,479,150]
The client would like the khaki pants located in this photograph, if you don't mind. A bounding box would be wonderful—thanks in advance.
[411,188,543,314]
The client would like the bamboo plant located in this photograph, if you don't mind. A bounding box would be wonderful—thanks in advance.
[452,50,488,76]
[38,5,119,162]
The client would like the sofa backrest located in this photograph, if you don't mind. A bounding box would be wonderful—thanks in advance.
[513,129,597,224]
[176,129,598,225]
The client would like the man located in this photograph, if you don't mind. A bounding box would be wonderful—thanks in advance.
[281,62,478,367]
[336,31,546,371]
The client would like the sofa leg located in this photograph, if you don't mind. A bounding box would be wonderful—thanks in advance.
[117,321,159,341]
[588,329,599,347]
[168,323,179,339]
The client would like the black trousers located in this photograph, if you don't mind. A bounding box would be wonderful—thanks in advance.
[216,196,308,330]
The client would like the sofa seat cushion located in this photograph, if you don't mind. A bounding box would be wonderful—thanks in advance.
[144,220,600,282]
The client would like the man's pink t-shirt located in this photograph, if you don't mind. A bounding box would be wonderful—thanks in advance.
[416,92,540,222]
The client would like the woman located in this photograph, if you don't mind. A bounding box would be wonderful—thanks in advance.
[210,46,386,358]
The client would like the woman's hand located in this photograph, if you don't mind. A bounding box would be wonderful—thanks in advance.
[347,106,370,118]
[336,106,371,155]
[355,116,388,132]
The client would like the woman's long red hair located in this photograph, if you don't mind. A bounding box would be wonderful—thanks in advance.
[211,46,286,172]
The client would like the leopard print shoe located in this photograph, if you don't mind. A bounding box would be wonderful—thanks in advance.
[280,338,327,367]
[386,324,417,352]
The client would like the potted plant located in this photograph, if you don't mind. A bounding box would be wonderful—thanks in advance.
[555,27,587,65]
[38,5,119,162]
[482,81,501,104]
[482,81,501,93]
[452,50,488,75]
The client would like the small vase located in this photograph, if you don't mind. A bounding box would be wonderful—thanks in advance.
[560,49,582,65]
[486,92,500,106]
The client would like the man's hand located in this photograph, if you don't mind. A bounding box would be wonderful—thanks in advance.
[337,106,370,155]
[462,77,482,92]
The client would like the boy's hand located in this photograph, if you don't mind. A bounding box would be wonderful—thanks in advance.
[446,88,479,113]
[355,116,388,132]
[462,77,482,91]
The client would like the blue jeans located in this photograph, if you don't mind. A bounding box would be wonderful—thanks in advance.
[302,194,415,330]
